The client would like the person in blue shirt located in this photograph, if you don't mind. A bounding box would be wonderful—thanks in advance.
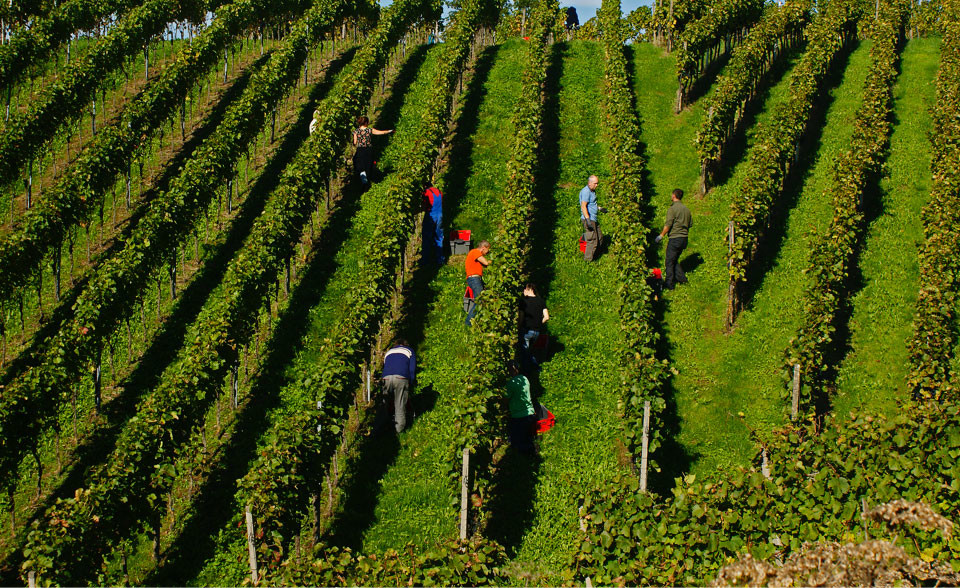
[381,340,416,433]
[579,175,602,261]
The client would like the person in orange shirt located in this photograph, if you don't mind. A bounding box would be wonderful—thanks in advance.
[464,241,491,326]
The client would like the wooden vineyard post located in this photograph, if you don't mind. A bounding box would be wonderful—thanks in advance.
[727,221,734,261]
[761,448,770,479]
[231,364,239,409]
[791,364,800,420]
[725,222,737,330]
[28,570,35,588]
[365,365,372,403]
[862,497,869,538]
[94,346,102,413]
[640,401,651,492]
[245,506,259,585]
[586,576,594,588]
[460,446,469,540]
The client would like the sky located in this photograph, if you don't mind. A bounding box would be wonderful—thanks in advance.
[564,0,653,23]
[388,0,656,27]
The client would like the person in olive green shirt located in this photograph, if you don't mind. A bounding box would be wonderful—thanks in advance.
[505,361,536,454]
[655,188,692,290]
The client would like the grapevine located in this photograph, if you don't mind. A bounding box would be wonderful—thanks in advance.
[905,0,960,400]
[725,0,862,328]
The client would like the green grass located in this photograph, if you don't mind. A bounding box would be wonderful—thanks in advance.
[497,40,624,583]
[176,43,440,587]
[832,37,942,418]
[322,39,526,552]
[633,39,874,477]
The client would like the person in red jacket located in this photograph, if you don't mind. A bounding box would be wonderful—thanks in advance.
[423,186,445,265]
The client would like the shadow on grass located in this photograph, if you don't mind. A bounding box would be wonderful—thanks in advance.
[323,43,501,551]
[0,53,271,391]
[482,41,565,555]
[707,45,805,191]
[737,39,859,319]
[625,44,695,496]
[0,52,286,584]
[814,41,904,420]
[683,50,732,109]
[147,44,435,583]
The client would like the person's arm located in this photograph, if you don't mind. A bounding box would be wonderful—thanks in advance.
[476,255,491,266]
[580,199,590,220]
[656,208,674,242]
[542,307,549,323]
[410,353,416,387]
[371,127,394,135]
[352,130,358,146]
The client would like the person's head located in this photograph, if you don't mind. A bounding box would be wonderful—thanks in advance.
[672,188,684,202]
[479,240,491,254]
[356,115,369,128]
[507,360,520,376]
[394,338,409,349]
[523,282,538,297]
[587,175,599,190]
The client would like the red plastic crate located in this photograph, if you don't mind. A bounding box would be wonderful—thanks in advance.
[450,229,472,241]
[536,405,556,434]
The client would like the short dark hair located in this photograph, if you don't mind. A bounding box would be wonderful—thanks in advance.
[394,338,409,348]
[672,188,684,200]
[524,282,539,296]
[356,115,369,127]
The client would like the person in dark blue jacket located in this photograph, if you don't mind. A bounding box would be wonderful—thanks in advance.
[423,186,445,265]
[381,340,416,433]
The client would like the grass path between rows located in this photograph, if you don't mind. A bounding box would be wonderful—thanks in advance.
[499,40,624,584]
[322,40,526,553]
[182,42,440,586]
[633,39,873,478]
[833,37,942,417]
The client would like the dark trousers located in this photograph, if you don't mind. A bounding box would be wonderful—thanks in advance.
[508,415,536,454]
[664,236,688,288]
[582,219,602,261]
[353,146,373,178]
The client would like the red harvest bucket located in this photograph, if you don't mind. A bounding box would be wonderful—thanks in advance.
[536,404,556,434]
[451,229,472,241]
[578,237,586,253]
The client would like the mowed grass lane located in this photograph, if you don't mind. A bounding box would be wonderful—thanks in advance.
[634,39,874,477]
[185,43,441,586]
[323,39,525,553]
[630,40,798,478]
[833,37,942,417]
[499,40,624,584]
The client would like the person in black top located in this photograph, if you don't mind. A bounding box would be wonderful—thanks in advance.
[352,115,393,186]
[520,283,550,352]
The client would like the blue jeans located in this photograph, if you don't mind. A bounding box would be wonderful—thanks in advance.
[424,214,445,265]
[465,275,483,326]
[523,329,539,349]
